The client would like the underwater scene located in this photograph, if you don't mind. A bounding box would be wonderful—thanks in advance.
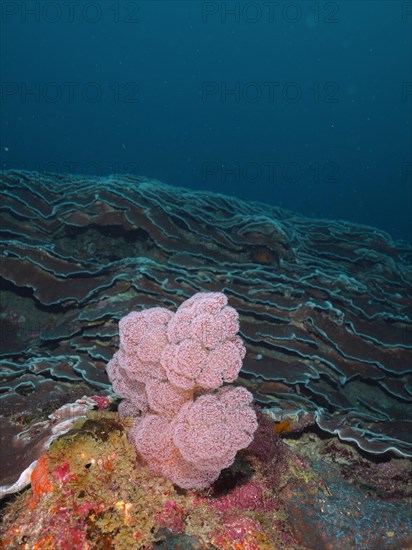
[0,2,411,549]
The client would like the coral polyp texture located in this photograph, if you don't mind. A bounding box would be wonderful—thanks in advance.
[107,292,258,489]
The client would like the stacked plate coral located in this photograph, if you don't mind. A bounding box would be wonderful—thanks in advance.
[107,292,258,489]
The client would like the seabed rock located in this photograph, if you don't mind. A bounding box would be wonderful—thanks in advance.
[0,407,410,550]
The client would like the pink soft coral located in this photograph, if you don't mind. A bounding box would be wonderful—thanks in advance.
[173,387,257,472]
[106,292,257,489]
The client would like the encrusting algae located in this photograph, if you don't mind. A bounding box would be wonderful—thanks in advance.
[1,407,410,549]
[0,409,301,549]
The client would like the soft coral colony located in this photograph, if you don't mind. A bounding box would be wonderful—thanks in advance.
[107,291,258,489]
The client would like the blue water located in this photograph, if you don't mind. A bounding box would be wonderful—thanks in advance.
[1,0,411,241]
